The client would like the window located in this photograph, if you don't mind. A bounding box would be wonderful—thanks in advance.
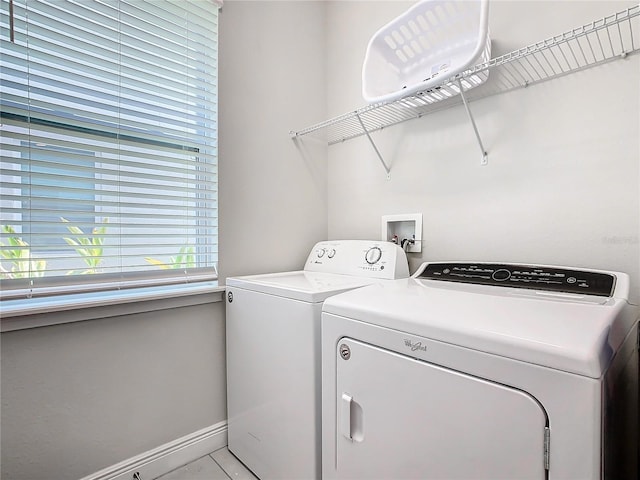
[1,0,220,298]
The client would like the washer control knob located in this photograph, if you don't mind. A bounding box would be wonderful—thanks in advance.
[317,248,326,258]
[327,248,336,258]
[365,247,382,265]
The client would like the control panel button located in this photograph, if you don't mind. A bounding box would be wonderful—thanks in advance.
[492,269,511,281]
[317,248,326,258]
[327,248,336,258]
[365,247,382,265]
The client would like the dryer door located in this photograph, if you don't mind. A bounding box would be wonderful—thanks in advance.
[335,338,548,480]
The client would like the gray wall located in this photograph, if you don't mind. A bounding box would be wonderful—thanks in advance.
[1,297,226,480]
[218,0,328,282]
[325,0,640,304]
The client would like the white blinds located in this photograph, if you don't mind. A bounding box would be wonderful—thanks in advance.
[0,0,219,298]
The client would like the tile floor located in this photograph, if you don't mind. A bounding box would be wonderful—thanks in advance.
[155,447,258,480]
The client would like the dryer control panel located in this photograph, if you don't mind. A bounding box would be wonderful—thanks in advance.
[416,262,616,297]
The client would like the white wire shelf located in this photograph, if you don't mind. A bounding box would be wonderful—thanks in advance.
[290,5,640,146]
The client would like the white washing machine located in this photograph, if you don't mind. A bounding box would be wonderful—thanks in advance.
[225,240,409,480]
[321,262,639,480]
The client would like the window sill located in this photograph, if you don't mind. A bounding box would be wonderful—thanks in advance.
[0,282,226,332]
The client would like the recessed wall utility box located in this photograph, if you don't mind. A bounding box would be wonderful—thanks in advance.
[382,213,422,253]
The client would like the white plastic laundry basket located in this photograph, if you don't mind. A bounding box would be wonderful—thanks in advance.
[362,0,491,104]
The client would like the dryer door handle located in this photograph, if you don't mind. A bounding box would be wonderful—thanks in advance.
[340,393,364,442]
[340,393,353,440]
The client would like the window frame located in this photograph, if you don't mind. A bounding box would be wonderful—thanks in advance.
[0,0,222,302]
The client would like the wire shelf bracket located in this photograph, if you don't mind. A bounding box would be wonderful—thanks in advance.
[290,4,640,174]
[355,112,392,178]
[457,79,489,166]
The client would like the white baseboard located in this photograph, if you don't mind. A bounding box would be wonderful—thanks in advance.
[79,421,228,480]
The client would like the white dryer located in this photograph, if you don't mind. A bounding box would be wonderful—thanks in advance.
[225,240,409,480]
[321,262,638,480]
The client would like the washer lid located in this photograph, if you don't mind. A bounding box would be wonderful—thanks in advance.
[322,278,638,378]
[226,271,380,303]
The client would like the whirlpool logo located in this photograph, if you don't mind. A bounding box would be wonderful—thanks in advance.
[404,339,427,352]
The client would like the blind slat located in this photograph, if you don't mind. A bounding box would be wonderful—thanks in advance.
[1,123,218,160]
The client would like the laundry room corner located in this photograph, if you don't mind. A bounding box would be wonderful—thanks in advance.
[1,1,639,479]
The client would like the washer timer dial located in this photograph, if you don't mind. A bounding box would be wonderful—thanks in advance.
[365,247,382,265]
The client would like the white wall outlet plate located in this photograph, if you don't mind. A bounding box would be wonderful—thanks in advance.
[381,213,422,253]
